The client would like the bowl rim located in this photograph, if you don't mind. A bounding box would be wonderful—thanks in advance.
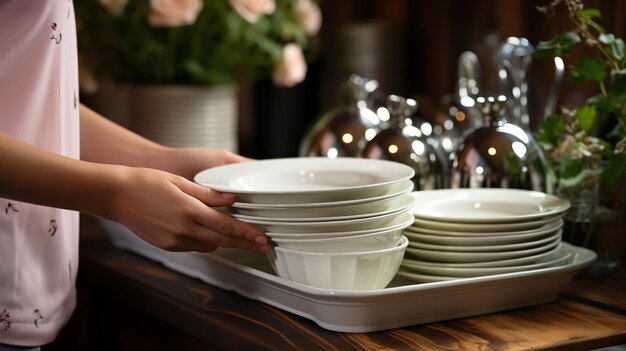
[271,222,410,244]
[273,236,409,256]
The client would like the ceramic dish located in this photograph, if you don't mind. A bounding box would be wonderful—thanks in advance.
[402,243,564,268]
[403,219,563,241]
[267,236,409,290]
[410,216,561,233]
[397,251,574,282]
[406,230,562,252]
[194,157,414,204]
[102,218,596,333]
[410,188,570,223]
[396,270,459,282]
[270,225,407,252]
[404,237,560,263]
[401,247,574,278]
[236,209,412,234]
[266,212,415,239]
[229,193,414,222]
[232,179,414,209]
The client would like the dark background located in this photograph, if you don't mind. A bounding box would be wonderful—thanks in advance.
[239,0,626,159]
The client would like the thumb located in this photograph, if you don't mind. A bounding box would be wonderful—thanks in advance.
[174,177,237,207]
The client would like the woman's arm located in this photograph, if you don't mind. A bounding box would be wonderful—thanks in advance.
[0,127,269,252]
[79,104,249,179]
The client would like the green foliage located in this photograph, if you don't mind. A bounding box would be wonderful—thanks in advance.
[74,0,314,86]
[534,32,581,57]
[536,114,566,150]
[534,2,626,191]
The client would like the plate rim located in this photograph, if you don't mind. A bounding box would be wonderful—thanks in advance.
[410,189,570,223]
[194,157,415,194]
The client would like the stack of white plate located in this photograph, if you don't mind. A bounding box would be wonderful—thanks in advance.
[194,157,416,290]
[399,188,572,283]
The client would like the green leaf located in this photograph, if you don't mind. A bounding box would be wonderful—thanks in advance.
[574,56,606,82]
[602,153,626,184]
[575,105,597,133]
[578,8,601,20]
[599,33,616,44]
[559,169,592,188]
[536,114,566,149]
[586,94,618,116]
[534,32,580,58]
[612,38,625,60]
[559,156,586,183]
[609,72,626,99]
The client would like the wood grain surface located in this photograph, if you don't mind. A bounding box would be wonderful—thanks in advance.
[47,216,626,351]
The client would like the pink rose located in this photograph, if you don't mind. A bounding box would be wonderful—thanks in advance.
[97,0,129,16]
[272,43,307,87]
[149,0,204,27]
[294,0,321,36]
[229,0,275,24]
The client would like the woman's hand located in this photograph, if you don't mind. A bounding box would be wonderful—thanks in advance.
[105,166,270,252]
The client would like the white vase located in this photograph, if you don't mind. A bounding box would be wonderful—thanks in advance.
[128,85,238,152]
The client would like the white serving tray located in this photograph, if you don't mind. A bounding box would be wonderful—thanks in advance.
[99,219,596,333]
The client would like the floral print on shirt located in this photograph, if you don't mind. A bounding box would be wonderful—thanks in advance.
[33,309,43,328]
[4,202,18,214]
[48,219,58,237]
[0,309,11,331]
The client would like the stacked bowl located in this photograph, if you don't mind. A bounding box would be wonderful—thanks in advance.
[194,157,416,290]
[400,189,571,283]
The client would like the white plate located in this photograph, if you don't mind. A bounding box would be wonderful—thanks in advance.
[236,210,413,234]
[402,243,564,268]
[194,158,414,204]
[230,193,415,222]
[404,237,560,263]
[400,250,574,278]
[406,230,562,252]
[232,179,414,209]
[403,221,563,246]
[410,215,561,233]
[266,212,415,239]
[404,219,563,240]
[410,189,570,223]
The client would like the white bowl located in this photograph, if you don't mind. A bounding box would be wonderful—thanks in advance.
[266,211,414,239]
[266,236,409,290]
[232,192,414,220]
[235,209,412,234]
[194,157,415,204]
[271,224,408,252]
[232,179,414,209]
[230,193,415,222]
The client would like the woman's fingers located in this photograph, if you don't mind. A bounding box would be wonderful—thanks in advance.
[193,207,270,248]
[174,176,238,208]
[171,175,270,251]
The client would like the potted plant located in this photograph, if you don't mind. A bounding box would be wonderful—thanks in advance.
[75,0,322,150]
[533,0,626,275]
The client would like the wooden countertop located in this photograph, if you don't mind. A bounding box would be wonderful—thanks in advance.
[48,215,626,351]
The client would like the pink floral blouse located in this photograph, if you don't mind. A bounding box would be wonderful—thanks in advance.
[0,0,80,346]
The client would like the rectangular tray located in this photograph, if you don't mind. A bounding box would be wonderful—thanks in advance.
[100,219,595,333]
